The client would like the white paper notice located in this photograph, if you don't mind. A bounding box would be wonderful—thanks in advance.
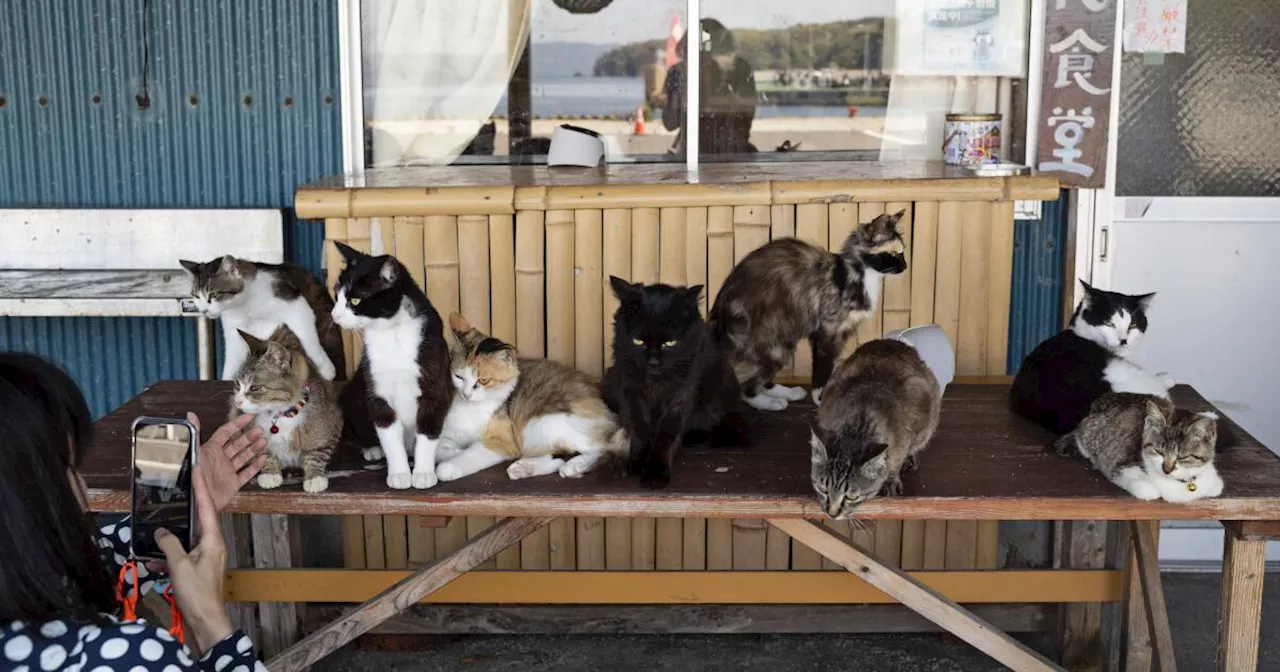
[1123,0,1187,53]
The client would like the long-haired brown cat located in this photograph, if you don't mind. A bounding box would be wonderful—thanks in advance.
[230,327,343,493]
[432,314,629,481]
[710,210,908,411]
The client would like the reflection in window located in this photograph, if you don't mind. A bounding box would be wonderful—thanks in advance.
[362,0,685,167]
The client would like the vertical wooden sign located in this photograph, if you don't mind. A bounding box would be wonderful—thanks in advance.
[1035,0,1119,189]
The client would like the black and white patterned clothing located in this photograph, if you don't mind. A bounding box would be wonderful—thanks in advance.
[0,616,264,671]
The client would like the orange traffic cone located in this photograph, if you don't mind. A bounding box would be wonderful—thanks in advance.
[634,105,646,135]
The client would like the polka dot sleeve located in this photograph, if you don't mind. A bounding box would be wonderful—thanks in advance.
[1,617,265,671]
[97,516,160,597]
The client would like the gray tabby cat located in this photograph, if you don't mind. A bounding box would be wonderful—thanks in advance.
[230,327,343,493]
[1055,393,1224,502]
[180,256,345,382]
[710,210,907,411]
[810,338,941,519]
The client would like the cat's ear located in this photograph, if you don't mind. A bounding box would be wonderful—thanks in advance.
[683,285,705,304]
[609,275,639,302]
[237,329,268,356]
[1187,414,1218,442]
[290,349,310,381]
[448,312,473,336]
[378,259,398,284]
[219,255,241,278]
[860,444,891,480]
[886,209,907,229]
[178,259,202,275]
[1077,279,1100,307]
[334,241,364,265]
[494,347,518,367]
[1135,292,1155,311]
[809,429,829,465]
[1142,400,1168,444]
[263,341,291,369]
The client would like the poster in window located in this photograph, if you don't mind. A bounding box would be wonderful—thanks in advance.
[894,0,1029,76]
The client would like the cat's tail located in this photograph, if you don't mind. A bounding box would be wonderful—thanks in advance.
[597,424,633,477]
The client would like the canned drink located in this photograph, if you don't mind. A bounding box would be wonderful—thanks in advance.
[943,113,1002,166]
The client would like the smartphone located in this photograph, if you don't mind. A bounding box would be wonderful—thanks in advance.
[130,416,199,561]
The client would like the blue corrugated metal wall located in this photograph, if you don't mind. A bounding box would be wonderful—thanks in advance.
[1007,191,1072,372]
[0,0,340,416]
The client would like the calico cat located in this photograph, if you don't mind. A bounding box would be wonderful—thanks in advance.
[810,338,941,519]
[710,210,908,411]
[603,277,748,489]
[330,242,453,490]
[180,256,345,382]
[1010,280,1172,434]
[433,314,629,481]
[1055,393,1224,502]
[230,327,342,493]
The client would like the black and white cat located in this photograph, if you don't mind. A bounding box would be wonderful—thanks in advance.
[330,243,453,490]
[1010,280,1173,434]
[180,256,345,381]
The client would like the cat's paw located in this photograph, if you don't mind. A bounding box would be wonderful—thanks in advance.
[558,456,592,479]
[302,476,329,493]
[904,454,921,472]
[639,463,672,489]
[412,470,438,489]
[1128,480,1161,501]
[435,462,465,482]
[257,473,284,490]
[764,383,807,402]
[1053,434,1078,457]
[1157,371,1176,389]
[880,475,904,497]
[508,457,564,480]
[362,446,385,462]
[386,472,413,489]
[316,360,337,381]
[810,387,824,405]
[745,393,788,412]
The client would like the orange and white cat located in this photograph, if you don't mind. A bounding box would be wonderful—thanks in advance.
[434,314,629,481]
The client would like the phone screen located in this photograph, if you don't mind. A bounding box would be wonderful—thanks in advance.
[131,420,196,559]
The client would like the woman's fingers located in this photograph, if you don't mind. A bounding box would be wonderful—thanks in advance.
[238,454,268,487]
[207,413,257,451]
[191,466,224,552]
[186,411,202,433]
[226,426,267,469]
[154,528,190,564]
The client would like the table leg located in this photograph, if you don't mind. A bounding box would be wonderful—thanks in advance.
[1215,530,1267,672]
[1130,521,1177,672]
[1123,523,1153,672]
[769,519,1064,672]
[252,513,298,658]
[267,516,553,672]
[222,513,259,642]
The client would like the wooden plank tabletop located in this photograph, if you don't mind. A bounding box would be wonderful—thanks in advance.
[85,382,1280,521]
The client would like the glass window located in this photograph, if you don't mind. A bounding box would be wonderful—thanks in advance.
[361,0,686,167]
[359,0,1030,167]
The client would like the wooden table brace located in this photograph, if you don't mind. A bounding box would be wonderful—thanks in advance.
[266,516,553,672]
[769,519,1064,672]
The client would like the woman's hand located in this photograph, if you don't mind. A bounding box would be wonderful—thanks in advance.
[189,412,267,511]
[155,465,234,657]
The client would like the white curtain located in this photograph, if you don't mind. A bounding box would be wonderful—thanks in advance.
[363,0,534,166]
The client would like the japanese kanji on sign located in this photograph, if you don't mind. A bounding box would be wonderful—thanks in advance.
[1036,0,1118,189]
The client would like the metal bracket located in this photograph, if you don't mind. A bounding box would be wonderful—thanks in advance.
[1014,199,1043,220]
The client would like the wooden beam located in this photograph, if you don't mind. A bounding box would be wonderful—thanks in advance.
[768,519,1064,672]
[226,569,1124,606]
[251,514,297,658]
[266,517,552,672]
[1215,532,1267,672]
[1222,520,1280,541]
[1124,526,1153,672]
[1130,521,1177,672]
[305,603,1052,635]
[1058,519,1108,670]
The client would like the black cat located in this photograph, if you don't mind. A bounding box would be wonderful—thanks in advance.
[602,277,749,488]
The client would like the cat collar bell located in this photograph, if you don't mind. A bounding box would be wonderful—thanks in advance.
[270,386,310,434]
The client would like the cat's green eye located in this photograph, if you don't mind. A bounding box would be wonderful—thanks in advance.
[663,340,677,348]
[632,337,644,346]
[350,297,362,306]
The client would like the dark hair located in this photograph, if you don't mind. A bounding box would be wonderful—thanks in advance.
[0,353,115,622]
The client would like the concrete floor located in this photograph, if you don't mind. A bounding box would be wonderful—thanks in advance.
[311,573,1280,672]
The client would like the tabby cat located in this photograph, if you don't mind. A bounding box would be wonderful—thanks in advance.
[230,327,342,493]
[603,277,748,489]
[180,256,345,382]
[1010,280,1171,434]
[810,338,941,519]
[1055,393,1224,502]
[434,314,629,481]
[710,210,907,411]
[331,243,453,490]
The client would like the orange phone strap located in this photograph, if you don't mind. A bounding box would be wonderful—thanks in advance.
[115,559,185,644]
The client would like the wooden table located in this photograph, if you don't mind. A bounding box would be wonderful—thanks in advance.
[86,380,1280,671]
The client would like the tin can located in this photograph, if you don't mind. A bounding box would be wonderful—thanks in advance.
[943,113,1002,166]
